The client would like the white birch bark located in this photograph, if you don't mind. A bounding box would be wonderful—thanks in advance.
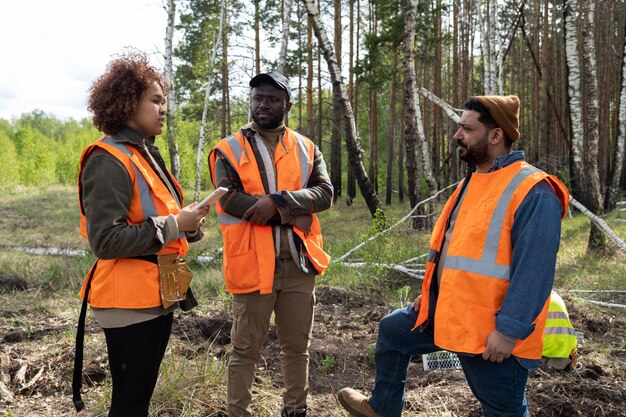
[277,0,292,74]
[302,0,382,217]
[194,0,226,201]
[420,87,460,123]
[607,19,626,209]
[581,0,604,210]
[163,0,181,179]
[564,0,585,187]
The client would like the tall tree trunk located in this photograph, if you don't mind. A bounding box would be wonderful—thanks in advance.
[368,90,378,192]
[307,13,314,138]
[386,49,398,205]
[565,0,605,252]
[303,0,382,217]
[607,13,626,210]
[164,0,181,179]
[402,0,420,226]
[298,1,303,130]
[398,95,405,203]
[539,0,551,166]
[581,0,605,250]
[347,0,359,205]
[254,0,261,74]
[317,0,323,152]
[195,0,225,201]
[221,18,231,138]
[277,0,293,74]
[330,0,343,201]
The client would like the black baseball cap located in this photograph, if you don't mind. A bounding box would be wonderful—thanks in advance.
[249,71,291,101]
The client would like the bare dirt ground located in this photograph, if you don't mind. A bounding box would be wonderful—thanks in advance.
[1,286,625,416]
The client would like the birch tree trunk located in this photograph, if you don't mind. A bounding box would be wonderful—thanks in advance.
[564,0,585,191]
[581,0,605,250]
[163,0,181,179]
[303,0,382,217]
[402,0,420,226]
[194,0,225,201]
[277,0,293,74]
[564,0,606,252]
[607,16,626,210]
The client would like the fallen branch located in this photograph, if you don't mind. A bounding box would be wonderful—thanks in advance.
[19,366,44,392]
[569,290,626,294]
[338,261,425,280]
[337,182,460,262]
[419,87,461,123]
[574,297,626,309]
[569,196,626,252]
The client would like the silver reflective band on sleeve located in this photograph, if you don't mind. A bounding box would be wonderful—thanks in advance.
[102,137,158,219]
[225,134,242,166]
[293,132,312,187]
[547,311,569,319]
[442,166,538,281]
[544,327,576,336]
[218,213,245,225]
[428,249,438,263]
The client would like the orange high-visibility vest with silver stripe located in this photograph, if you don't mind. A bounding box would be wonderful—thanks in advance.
[415,161,569,360]
[209,128,330,295]
[78,136,189,308]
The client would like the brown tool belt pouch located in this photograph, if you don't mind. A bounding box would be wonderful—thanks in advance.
[158,254,193,309]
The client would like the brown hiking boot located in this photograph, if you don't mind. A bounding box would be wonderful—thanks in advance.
[337,388,381,417]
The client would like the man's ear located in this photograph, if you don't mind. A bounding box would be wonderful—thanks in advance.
[490,127,504,145]
[285,101,292,113]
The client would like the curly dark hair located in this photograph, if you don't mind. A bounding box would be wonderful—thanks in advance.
[87,52,169,135]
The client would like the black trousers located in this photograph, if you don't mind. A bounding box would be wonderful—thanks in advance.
[103,313,173,417]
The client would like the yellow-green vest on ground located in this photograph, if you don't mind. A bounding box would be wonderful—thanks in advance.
[543,291,577,358]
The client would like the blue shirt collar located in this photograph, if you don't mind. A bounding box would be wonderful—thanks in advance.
[488,150,525,172]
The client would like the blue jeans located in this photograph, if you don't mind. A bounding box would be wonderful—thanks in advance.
[369,305,531,417]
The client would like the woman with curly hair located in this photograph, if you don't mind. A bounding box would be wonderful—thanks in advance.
[73,53,209,416]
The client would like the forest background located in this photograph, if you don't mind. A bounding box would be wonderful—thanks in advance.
[1,0,626,252]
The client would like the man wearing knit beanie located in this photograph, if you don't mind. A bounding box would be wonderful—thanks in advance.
[338,95,570,417]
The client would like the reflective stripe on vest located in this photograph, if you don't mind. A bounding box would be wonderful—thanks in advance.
[102,137,158,219]
[442,166,539,281]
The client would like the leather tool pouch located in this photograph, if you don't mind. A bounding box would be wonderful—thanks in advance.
[158,254,193,309]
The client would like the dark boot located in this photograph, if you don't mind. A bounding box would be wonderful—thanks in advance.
[281,407,306,417]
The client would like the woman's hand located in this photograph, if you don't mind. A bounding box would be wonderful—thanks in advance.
[175,202,211,232]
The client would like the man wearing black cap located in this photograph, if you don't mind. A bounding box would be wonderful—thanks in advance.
[338,96,570,417]
[208,71,333,417]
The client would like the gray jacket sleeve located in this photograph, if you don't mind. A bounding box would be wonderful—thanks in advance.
[80,152,176,259]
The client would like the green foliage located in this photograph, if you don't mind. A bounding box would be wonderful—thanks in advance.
[318,354,336,374]
[365,344,376,366]
[0,112,97,187]
[0,130,20,189]
[396,285,412,308]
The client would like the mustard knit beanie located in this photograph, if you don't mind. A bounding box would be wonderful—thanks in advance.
[474,95,520,142]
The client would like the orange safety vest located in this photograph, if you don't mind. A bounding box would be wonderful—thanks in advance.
[415,161,569,360]
[208,128,330,295]
[78,136,189,308]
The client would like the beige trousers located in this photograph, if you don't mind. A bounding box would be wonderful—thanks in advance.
[227,259,316,417]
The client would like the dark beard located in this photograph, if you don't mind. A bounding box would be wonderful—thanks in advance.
[252,113,284,129]
[459,132,490,166]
